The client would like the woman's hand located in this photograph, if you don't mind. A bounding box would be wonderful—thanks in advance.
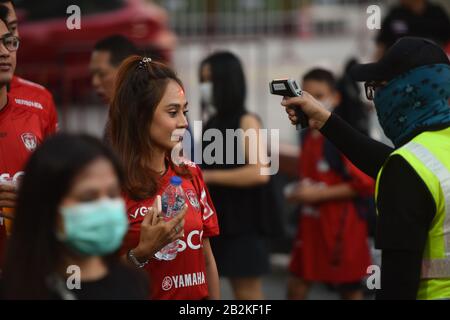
[286,181,326,205]
[294,185,326,204]
[133,195,187,261]
[281,91,332,130]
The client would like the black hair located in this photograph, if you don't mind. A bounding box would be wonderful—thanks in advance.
[302,68,337,91]
[2,133,124,299]
[199,51,247,118]
[0,4,9,28]
[0,0,13,5]
[94,35,139,67]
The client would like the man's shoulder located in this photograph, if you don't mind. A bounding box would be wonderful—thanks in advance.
[9,77,56,115]
[10,76,54,102]
[7,91,57,131]
[11,76,48,92]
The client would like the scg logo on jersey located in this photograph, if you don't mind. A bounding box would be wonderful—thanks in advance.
[130,206,149,219]
[177,230,203,252]
[0,172,24,183]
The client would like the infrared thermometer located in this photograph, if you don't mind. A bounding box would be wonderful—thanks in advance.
[270,79,308,130]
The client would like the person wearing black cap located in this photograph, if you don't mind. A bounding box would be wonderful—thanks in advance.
[281,37,450,300]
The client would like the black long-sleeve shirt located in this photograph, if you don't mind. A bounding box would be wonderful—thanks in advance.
[320,113,436,300]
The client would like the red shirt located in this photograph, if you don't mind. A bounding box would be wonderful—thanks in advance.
[121,160,220,300]
[0,77,58,266]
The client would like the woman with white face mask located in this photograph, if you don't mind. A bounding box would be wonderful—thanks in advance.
[1,133,148,299]
[198,52,283,300]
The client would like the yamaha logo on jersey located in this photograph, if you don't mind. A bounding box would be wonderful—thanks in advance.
[162,276,173,291]
[21,133,37,152]
[186,189,200,210]
[161,272,206,291]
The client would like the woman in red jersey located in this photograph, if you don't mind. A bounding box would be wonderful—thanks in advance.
[109,56,220,300]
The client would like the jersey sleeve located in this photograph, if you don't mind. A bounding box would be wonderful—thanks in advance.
[43,90,58,136]
[343,155,375,197]
[192,164,220,238]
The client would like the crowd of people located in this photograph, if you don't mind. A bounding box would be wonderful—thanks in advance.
[0,0,450,300]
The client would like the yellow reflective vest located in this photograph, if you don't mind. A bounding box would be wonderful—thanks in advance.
[375,127,450,300]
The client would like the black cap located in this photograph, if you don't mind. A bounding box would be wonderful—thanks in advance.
[350,37,450,82]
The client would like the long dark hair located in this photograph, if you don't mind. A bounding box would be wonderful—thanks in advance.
[109,55,189,200]
[199,51,247,118]
[2,133,124,299]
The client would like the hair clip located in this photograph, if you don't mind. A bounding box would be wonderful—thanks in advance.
[138,57,152,70]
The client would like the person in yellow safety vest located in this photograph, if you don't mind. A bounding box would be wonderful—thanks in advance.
[280,37,450,300]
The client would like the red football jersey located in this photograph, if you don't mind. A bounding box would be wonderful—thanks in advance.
[0,78,58,267]
[121,160,220,300]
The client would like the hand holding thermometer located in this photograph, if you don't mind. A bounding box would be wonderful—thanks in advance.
[270,79,309,130]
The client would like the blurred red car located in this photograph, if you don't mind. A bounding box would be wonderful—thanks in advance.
[14,0,176,103]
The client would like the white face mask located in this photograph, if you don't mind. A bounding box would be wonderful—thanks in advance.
[200,82,216,119]
[319,98,335,111]
[200,82,213,106]
[57,198,128,256]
